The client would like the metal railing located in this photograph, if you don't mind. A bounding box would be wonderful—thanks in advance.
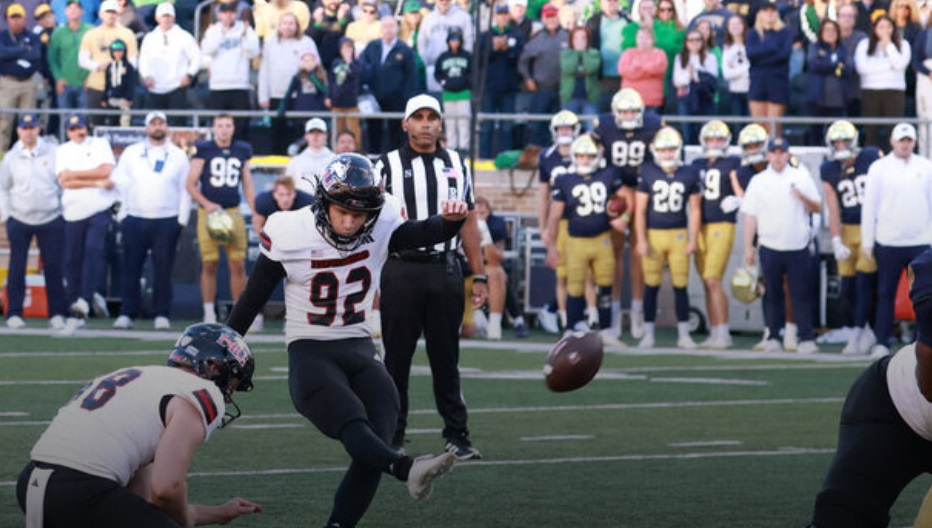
[7,106,932,157]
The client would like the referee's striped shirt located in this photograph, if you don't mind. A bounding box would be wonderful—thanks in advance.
[374,143,474,254]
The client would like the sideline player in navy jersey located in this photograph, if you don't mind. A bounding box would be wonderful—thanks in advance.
[691,120,743,349]
[536,110,593,332]
[251,175,315,233]
[186,114,256,324]
[226,154,464,528]
[821,120,882,355]
[543,135,627,347]
[635,126,702,349]
[733,122,770,193]
[592,88,663,340]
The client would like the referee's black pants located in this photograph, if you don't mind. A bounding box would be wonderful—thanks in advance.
[381,255,469,446]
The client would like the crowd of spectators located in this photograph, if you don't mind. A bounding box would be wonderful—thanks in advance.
[3,0,932,159]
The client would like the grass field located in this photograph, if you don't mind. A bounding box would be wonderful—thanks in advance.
[2,320,930,527]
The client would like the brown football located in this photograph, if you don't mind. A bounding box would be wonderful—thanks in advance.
[607,196,627,217]
[543,331,604,392]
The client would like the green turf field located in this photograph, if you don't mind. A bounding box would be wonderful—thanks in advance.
[2,320,929,527]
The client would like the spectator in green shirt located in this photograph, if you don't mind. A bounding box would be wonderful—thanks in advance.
[49,0,92,115]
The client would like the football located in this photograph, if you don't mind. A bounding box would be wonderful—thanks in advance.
[607,196,627,217]
[543,331,604,392]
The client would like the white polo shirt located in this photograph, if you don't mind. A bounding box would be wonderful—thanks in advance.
[740,162,821,252]
[113,140,192,225]
[861,152,932,249]
[56,137,117,222]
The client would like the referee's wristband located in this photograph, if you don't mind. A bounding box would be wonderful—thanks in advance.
[472,274,488,284]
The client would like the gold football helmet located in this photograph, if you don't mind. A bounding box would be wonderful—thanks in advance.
[206,209,236,243]
[825,120,859,161]
[737,123,769,165]
[650,126,683,170]
[550,110,581,146]
[611,88,645,130]
[730,266,764,304]
[571,135,600,175]
[699,120,731,158]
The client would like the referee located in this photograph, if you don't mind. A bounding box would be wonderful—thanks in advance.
[376,94,488,460]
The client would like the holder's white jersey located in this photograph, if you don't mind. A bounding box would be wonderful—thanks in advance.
[259,195,405,343]
[31,366,225,486]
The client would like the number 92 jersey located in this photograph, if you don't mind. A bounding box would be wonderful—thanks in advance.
[638,161,702,229]
[30,366,224,486]
[593,111,662,187]
[820,147,881,225]
[259,196,405,343]
[691,155,742,223]
[551,167,623,237]
[193,140,253,209]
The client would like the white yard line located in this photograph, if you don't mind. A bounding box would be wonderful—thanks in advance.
[0,446,837,487]
[0,397,844,429]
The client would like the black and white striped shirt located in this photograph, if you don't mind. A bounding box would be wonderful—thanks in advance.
[374,143,474,254]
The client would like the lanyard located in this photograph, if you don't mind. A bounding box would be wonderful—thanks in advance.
[143,144,169,173]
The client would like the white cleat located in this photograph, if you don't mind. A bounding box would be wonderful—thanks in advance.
[537,309,560,334]
[407,453,457,501]
[869,344,890,358]
[112,315,134,329]
[630,310,645,339]
[58,317,85,336]
[154,316,171,330]
[677,335,697,349]
[6,316,26,329]
[797,340,820,354]
[859,327,877,355]
[599,328,624,348]
[762,339,783,353]
[841,332,863,355]
[752,328,771,351]
[486,320,502,341]
[472,309,488,339]
[48,315,65,330]
[638,333,655,349]
[91,293,110,318]
[700,335,732,349]
[70,298,90,318]
[783,323,799,352]
[203,310,217,324]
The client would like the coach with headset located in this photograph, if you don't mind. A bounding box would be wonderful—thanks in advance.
[375,94,487,461]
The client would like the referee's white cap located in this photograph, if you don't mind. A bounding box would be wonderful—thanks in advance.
[404,94,442,120]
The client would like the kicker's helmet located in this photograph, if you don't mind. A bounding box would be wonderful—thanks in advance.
[571,135,600,175]
[737,123,769,165]
[314,153,384,251]
[650,126,683,170]
[611,88,645,130]
[550,110,581,145]
[730,267,764,304]
[699,120,731,158]
[168,323,255,416]
[205,209,236,243]
[825,120,859,161]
